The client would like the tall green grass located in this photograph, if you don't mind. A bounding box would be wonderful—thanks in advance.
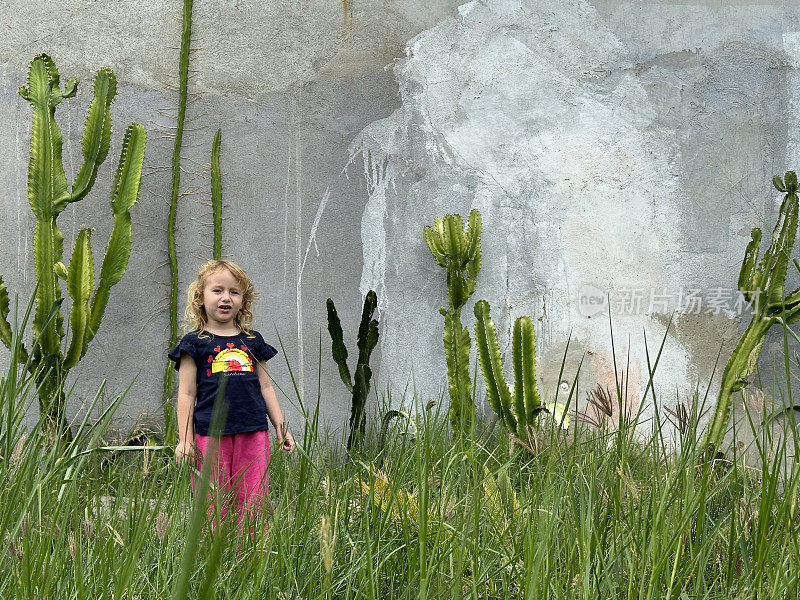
[0,317,799,599]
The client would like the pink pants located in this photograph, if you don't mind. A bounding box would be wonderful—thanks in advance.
[193,430,270,531]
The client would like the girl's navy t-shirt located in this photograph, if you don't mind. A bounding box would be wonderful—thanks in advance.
[168,330,278,436]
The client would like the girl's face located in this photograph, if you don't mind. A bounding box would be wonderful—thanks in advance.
[202,268,243,330]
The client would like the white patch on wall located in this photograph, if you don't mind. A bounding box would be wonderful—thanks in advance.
[784,32,800,167]
[350,0,699,417]
[348,110,409,313]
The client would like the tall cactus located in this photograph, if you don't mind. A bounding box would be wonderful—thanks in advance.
[0,54,146,439]
[211,128,223,260]
[326,290,379,451]
[162,0,194,447]
[424,209,481,435]
[703,171,800,454]
[474,301,568,447]
[474,300,540,438]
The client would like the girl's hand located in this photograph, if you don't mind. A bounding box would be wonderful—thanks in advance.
[175,441,197,463]
[277,427,295,454]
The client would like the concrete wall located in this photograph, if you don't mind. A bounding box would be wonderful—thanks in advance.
[2,0,799,444]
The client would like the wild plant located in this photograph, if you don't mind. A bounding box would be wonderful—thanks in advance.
[326,290,379,451]
[423,209,481,436]
[575,383,615,428]
[211,128,223,260]
[0,54,146,440]
[473,300,568,452]
[162,0,195,446]
[2,300,799,598]
[704,171,800,455]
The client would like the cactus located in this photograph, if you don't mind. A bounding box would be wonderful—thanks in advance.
[0,54,146,439]
[424,209,481,435]
[473,300,568,445]
[162,0,194,446]
[703,171,800,455]
[326,290,379,451]
[211,128,223,260]
[0,275,17,358]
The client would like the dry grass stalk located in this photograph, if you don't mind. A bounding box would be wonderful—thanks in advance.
[319,515,336,574]
[665,400,710,435]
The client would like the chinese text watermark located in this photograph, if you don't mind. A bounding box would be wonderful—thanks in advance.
[578,283,772,318]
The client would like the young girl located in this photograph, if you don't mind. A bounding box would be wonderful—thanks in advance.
[168,259,294,529]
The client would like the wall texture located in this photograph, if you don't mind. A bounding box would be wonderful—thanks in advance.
[1,0,799,444]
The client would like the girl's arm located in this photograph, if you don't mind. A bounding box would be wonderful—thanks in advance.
[256,361,295,453]
[175,353,197,463]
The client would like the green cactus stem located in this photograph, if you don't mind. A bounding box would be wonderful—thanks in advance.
[703,171,800,455]
[474,300,545,439]
[162,0,194,446]
[424,209,481,436]
[0,275,15,356]
[326,291,379,451]
[211,128,223,260]
[2,54,146,440]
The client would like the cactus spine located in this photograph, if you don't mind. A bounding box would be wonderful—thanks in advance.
[424,209,481,435]
[2,54,146,438]
[703,171,800,454]
[474,300,543,439]
[326,291,379,451]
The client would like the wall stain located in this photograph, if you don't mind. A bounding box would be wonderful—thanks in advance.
[342,0,353,38]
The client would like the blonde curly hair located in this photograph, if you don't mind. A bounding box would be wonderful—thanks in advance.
[184,260,256,338]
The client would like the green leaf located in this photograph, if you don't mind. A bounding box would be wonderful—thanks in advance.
[32,220,63,359]
[350,363,372,449]
[443,214,464,260]
[66,228,94,303]
[738,228,762,299]
[68,67,116,207]
[326,298,353,392]
[467,237,481,280]
[64,227,94,369]
[356,290,379,366]
[424,226,446,267]
[0,274,13,350]
[466,209,481,261]
[211,128,223,260]
[513,315,539,436]
[109,122,146,216]
[443,310,472,432]
[765,194,799,305]
[432,217,446,257]
[24,55,69,221]
[474,301,514,433]
[86,123,145,347]
[785,170,798,193]
[447,265,469,311]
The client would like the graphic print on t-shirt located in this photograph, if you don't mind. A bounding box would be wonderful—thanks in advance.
[206,342,253,376]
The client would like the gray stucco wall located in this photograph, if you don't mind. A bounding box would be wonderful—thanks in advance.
[2,0,799,444]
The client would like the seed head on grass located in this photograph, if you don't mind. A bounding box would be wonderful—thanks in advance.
[82,518,95,540]
[665,400,710,436]
[665,402,690,435]
[319,515,335,574]
[10,434,26,465]
[155,511,169,541]
[576,384,615,428]
[3,534,22,561]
